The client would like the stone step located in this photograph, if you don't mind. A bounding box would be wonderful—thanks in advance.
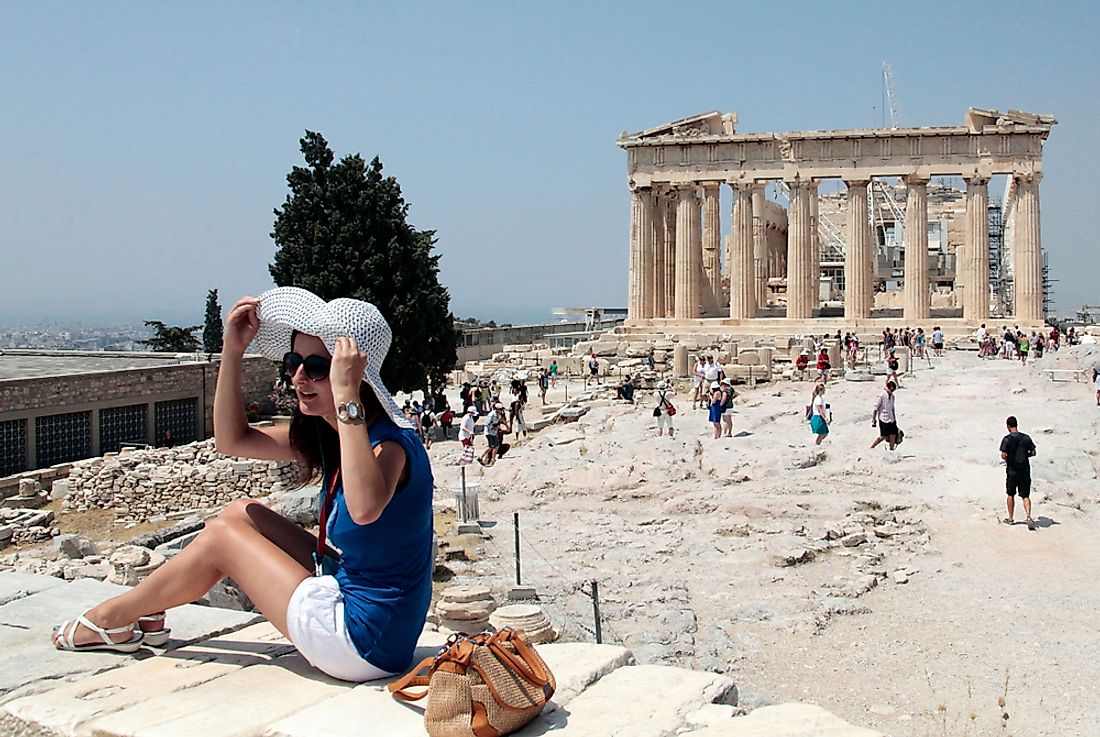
[88,653,350,737]
[0,571,64,606]
[263,642,634,737]
[519,663,737,736]
[680,702,884,736]
[0,571,881,737]
[0,622,293,736]
[0,575,261,700]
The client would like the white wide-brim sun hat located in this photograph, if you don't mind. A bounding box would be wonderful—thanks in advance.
[251,286,413,429]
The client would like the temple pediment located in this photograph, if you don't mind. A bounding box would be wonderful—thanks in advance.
[965,107,1058,132]
[619,111,737,142]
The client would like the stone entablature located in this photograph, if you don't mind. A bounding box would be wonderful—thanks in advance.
[619,110,1055,183]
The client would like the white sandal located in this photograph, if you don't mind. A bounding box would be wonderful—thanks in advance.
[53,611,144,653]
[137,613,171,647]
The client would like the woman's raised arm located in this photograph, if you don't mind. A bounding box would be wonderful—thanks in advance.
[213,297,297,461]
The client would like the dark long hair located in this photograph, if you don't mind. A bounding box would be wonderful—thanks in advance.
[288,380,384,481]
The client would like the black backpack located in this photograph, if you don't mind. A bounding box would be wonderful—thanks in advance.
[722,388,735,411]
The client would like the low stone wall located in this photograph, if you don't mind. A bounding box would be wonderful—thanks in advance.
[60,440,305,522]
[465,336,780,385]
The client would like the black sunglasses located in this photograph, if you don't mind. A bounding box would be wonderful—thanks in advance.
[282,351,331,382]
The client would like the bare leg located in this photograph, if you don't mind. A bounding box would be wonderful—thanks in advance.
[59,500,313,647]
[1006,495,1015,523]
[870,436,883,449]
[1023,497,1033,521]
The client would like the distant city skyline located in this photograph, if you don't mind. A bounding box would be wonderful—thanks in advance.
[2,3,1096,326]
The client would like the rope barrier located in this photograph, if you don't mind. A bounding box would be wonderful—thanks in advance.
[465,513,627,646]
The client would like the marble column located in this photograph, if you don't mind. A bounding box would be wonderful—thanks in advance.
[810,186,821,311]
[903,176,930,321]
[963,177,990,321]
[627,187,643,320]
[674,186,702,319]
[651,190,666,318]
[663,193,677,316]
[1013,173,1044,322]
[844,179,873,319]
[635,187,656,318]
[751,183,768,310]
[730,182,757,319]
[702,184,721,313]
[785,180,814,319]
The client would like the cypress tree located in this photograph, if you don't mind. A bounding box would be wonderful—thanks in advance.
[269,131,457,393]
[202,289,224,354]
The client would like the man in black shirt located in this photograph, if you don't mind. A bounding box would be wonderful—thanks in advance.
[999,415,1037,529]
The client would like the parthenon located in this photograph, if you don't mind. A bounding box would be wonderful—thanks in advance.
[619,108,1057,335]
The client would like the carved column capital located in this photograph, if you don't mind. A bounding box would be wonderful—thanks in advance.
[964,175,989,187]
[843,179,870,189]
[1014,171,1043,185]
[784,178,813,192]
[903,174,930,187]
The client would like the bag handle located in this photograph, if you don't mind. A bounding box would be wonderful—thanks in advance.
[487,640,548,687]
[387,655,435,701]
[492,633,555,688]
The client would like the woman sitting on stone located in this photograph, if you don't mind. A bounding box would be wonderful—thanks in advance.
[52,287,434,683]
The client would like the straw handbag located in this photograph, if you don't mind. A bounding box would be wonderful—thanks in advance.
[388,628,556,737]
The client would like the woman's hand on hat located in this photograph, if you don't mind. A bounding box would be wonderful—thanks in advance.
[331,336,368,398]
[223,297,260,356]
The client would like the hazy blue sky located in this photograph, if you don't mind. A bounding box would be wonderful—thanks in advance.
[2,1,1096,326]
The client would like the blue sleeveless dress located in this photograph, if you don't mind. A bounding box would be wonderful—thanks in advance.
[322,416,434,673]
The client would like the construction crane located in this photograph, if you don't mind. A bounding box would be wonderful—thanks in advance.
[882,62,901,129]
[773,181,846,259]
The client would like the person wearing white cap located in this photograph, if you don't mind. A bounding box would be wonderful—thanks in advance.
[795,350,810,381]
[653,380,677,437]
[456,405,479,465]
[52,288,434,684]
[478,401,508,466]
[459,404,479,443]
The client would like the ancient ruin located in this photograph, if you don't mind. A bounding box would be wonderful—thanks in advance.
[619,108,1057,337]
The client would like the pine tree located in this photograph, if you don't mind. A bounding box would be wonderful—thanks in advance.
[202,289,224,354]
[269,131,457,393]
[138,321,201,352]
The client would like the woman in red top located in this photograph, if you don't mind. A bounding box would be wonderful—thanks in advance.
[816,349,831,382]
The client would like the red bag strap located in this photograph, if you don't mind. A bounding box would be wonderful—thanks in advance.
[313,466,340,574]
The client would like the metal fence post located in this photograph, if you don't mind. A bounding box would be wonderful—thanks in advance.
[591,580,602,644]
[514,512,522,585]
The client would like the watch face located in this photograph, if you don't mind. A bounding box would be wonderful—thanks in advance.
[347,402,361,420]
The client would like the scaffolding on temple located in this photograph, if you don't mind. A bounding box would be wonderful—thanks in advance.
[1042,250,1054,320]
[988,199,1009,315]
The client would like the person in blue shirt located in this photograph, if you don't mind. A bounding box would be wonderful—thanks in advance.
[53,287,434,683]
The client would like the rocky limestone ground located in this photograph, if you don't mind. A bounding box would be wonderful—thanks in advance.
[443,347,1100,737]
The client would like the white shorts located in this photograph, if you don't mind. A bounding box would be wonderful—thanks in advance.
[657,413,674,429]
[286,575,395,682]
